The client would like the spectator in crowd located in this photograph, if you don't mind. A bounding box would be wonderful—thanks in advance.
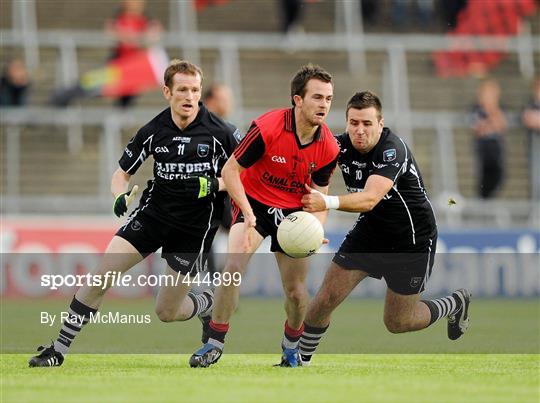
[203,84,234,120]
[360,0,379,25]
[442,0,468,29]
[390,0,434,28]
[280,0,305,34]
[0,58,30,107]
[522,77,540,200]
[194,0,230,12]
[470,78,507,199]
[105,0,163,107]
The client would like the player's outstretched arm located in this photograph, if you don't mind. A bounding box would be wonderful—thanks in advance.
[221,156,253,218]
[111,168,138,217]
[222,155,256,251]
[308,183,330,225]
[302,174,393,213]
[111,167,131,197]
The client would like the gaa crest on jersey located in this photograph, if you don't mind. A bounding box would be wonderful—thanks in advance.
[383,148,396,162]
[197,144,210,157]
[307,162,317,174]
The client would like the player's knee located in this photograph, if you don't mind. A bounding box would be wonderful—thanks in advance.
[284,284,308,307]
[223,261,244,277]
[155,306,176,322]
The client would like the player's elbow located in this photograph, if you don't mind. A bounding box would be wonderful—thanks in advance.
[221,163,232,181]
[362,195,379,212]
[221,159,238,182]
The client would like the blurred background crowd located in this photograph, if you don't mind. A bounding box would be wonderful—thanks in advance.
[1,0,539,228]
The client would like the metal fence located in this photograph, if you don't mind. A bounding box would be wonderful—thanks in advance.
[1,1,539,227]
[2,106,538,228]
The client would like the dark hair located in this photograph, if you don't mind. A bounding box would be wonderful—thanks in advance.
[164,59,203,89]
[203,83,225,102]
[290,64,332,106]
[346,91,382,120]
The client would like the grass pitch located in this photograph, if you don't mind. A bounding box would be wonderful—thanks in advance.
[2,298,537,354]
[1,298,539,402]
[2,354,538,402]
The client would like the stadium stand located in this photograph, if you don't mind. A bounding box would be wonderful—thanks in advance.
[433,0,538,77]
[1,0,539,227]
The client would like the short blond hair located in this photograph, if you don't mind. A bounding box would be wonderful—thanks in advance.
[164,59,203,89]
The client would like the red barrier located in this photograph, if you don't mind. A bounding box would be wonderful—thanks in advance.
[1,218,154,298]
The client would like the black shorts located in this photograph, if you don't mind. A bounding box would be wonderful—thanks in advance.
[116,210,218,276]
[333,222,437,295]
[230,194,301,253]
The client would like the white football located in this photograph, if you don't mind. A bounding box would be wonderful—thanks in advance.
[277,211,324,258]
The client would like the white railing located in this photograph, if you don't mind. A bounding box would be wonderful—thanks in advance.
[2,29,539,143]
[2,9,539,226]
[2,106,538,228]
[5,0,538,143]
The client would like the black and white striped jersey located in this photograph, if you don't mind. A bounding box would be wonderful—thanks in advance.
[118,103,240,231]
[335,128,436,247]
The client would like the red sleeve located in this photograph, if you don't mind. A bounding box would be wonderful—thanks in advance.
[311,128,339,186]
[233,122,266,168]
[311,155,338,187]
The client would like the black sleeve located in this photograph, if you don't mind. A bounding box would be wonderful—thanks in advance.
[312,155,338,187]
[214,123,242,175]
[118,126,152,174]
[371,140,407,183]
[223,122,242,157]
[335,134,343,149]
[233,122,265,168]
[335,133,347,165]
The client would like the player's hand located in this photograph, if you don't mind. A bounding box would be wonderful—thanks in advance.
[113,185,139,217]
[184,175,219,199]
[242,211,257,252]
[301,184,327,212]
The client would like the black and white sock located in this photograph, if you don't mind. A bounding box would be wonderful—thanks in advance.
[422,294,461,326]
[187,290,213,319]
[53,296,97,356]
[299,323,329,363]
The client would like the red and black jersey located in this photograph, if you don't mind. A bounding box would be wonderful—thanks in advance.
[234,108,339,209]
